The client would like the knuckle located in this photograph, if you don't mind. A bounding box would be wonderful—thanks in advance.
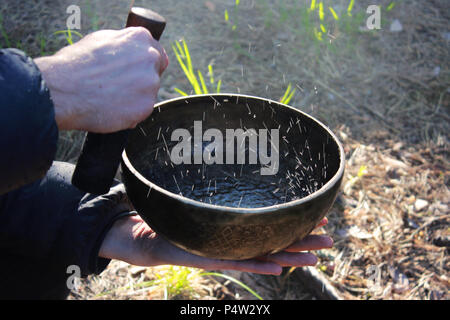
[128,26,153,41]
[133,101,155,123]
[136,110,152,124]
[148,74,160,89]
[141,73,160,91]
[147,47,162,63]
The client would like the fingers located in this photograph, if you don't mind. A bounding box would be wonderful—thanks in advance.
[154,46,169,75]
[124,27,169,76]
[148,43,168,76]
[208,259,283,276]
[172,253,283,276]
[284,235,333,252]
[261,251,318,267]
[148,235,283,275]
[315,217,328,229]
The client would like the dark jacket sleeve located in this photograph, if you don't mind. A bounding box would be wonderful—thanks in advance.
[0,48,58,195]
[0,49,133,298]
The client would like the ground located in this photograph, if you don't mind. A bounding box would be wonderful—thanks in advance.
[1,0,448,300]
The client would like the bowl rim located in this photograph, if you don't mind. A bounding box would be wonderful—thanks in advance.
[122,93,345,214]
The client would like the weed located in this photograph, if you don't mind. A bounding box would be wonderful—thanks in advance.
[155,266,198,299]
[53,29,83,46]
[224,0,241,31]
[172,39,221,95]
[0,13,11,48]
[94,266,263,300]
[280,83,296,105]
[172,39,296,106]
[256,0,395,45]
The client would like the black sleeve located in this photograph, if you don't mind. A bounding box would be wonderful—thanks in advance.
[0,48,58,195]
[0,49,134,299]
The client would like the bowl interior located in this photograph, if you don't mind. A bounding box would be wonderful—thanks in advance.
[125,95,341,209]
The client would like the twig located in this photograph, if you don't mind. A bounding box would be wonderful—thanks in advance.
[408,214,450,240]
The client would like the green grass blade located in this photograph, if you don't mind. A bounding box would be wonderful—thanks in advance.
[280,83,292,103]
[284,87,296,105]
[174,87,189,96]
[172,45,194,87]
[208,64,214,84]
[329,6,339,20]
[386,2,396,11]
[347,0,355,16]
[216,79,222,93]
[172,43,202,94]
[39,33,47,56]
[175,40,184,58]
[53,30,83,45]
[0,13,11,48]
[314,27,323,41]
[67,28,73,45]
[319,2,324,21]
[201,272,263,300]
[182,39,194,76]
[180,40,202,94]
[198,70,209,94]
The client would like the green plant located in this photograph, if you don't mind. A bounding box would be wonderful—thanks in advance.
[172,39,221,96]
[279,83,296,105]
[0,13,11,48]
[224,0,241,31]
[94,266,263,300]
[172,39,297,105]
[53,29,83,45]
[257,0,396,46]
[38,32,49,56]
[156,266,198,299]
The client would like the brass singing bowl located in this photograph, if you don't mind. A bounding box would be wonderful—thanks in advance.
[121,94,345,260]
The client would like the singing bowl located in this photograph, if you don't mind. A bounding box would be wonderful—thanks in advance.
[121,94,345,260]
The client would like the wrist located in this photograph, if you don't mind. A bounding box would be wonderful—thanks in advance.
[34,56,79,131]
[98,214,139,262]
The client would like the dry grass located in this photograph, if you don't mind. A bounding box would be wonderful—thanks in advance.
[319,129,449,299]
[1,0,448,300]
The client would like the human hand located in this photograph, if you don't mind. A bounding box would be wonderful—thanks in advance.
[34,27,169,133]
[99,214,333,275]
